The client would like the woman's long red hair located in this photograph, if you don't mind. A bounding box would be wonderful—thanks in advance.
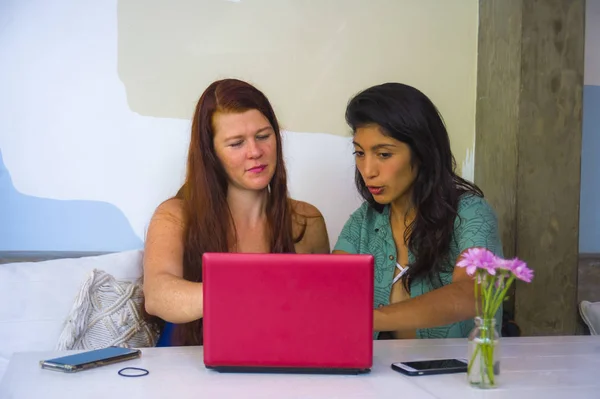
[173,79,300,345]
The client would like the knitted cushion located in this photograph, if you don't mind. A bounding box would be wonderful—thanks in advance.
[56,269,158,350]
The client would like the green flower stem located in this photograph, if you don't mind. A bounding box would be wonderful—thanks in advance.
[483,275,494,316]
[483,327,495,385]
[467,339,480,375]
[474,275,480,317]
[490,274,515,316]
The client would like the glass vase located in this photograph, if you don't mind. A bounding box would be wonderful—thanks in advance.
[467,317,500,389]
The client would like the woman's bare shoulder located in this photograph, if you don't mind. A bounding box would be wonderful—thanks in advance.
[290,199,330,253]
[290,199,322,218]
[152,198,185,225]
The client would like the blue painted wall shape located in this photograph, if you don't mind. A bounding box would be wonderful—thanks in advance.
[580,85,600,253]
[0,149,143,251]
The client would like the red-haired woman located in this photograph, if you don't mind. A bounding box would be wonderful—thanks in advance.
[143,79,330,346]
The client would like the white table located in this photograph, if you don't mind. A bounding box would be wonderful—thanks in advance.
[1,336,599,399]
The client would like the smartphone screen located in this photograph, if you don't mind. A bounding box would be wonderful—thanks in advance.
[46,347,137,366]
[402,359,467,371]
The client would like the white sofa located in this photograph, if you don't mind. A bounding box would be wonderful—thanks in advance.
[0,250,145,380]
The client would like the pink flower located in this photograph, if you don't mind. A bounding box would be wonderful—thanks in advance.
[495,259,511,271]
[496,258,518,271]
[497,258,533,282]
[457,247,498,276]
[511,262,534,283]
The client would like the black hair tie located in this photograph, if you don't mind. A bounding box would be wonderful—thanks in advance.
[118,367,149,377]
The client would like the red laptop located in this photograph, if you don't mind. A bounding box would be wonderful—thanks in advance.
[202,252,374,374]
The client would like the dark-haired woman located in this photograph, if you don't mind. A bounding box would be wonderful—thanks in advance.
[143,79,330,346]
[334,83,503,339]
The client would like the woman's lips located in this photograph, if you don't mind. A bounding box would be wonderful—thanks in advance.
[248,165,267,174]
[368,186,384,195]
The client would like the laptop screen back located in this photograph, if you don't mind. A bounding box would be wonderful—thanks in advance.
[202,253,374,371]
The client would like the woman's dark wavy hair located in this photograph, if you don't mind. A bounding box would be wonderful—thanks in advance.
[345,82,483,289]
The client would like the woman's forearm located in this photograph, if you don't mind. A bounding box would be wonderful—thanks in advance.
[143,273,204,324]
[374,280,476,332]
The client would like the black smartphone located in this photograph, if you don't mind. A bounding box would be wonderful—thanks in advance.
[40,346,141,373]
[391,358,468,376]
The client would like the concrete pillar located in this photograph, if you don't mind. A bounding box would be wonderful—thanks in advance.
[475,0,585,335]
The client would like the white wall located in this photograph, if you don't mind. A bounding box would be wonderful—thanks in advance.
[0,0,479,252]
[0,0,363,250]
